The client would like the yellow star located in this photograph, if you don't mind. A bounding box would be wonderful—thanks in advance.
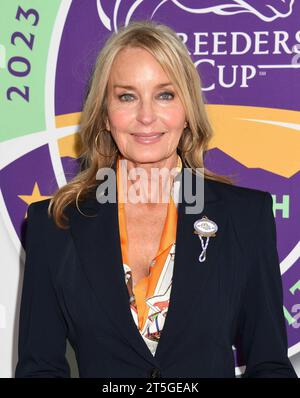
[18,182,53,218]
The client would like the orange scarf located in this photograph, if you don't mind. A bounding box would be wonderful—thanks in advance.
[117,154,182,331]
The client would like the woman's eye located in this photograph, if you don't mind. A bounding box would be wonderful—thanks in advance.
[159,91,174,100]
[118,93,134,102]
[118,91,175,102]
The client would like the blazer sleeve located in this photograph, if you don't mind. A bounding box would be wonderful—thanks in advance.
[15,202,70,378]
[238,192,297,378]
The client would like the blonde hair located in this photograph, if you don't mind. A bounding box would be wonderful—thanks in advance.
[49,20,235,229]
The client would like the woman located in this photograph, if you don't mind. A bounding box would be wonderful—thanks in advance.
[15,20,297,378]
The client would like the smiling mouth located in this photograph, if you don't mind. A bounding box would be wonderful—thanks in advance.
[131,132,165,137]
[130,132,165,144]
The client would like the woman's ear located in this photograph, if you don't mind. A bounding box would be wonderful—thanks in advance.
[105,119,111,131]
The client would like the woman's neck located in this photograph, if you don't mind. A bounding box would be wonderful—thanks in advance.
[118,152,180,206]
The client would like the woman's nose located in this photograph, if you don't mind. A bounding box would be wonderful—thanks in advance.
[136,98,157,125]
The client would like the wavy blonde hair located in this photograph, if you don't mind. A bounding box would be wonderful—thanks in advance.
[49,20,235,229]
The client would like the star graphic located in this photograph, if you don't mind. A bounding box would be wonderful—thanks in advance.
[18,182,53,218]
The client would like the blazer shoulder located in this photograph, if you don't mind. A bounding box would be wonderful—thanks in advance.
[27,197,91,230]
[206,178,271,207]
[205,179,273,233]
[26,199,73,273]
[26,198,69,234]
[27,198,52,214]
[26,198,52,225]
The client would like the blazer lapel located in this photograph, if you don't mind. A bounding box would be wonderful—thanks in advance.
[153,171,229,362]
[68,164,228,367]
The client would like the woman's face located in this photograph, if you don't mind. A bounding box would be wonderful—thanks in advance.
[105,47,186,165]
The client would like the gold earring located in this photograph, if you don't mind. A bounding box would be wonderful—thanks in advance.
[94,131,119,157]
[179,128,195,154]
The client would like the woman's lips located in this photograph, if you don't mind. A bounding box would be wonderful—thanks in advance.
[131,132,165,144]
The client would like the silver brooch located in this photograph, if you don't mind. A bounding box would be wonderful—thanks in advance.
[193,216,218,262]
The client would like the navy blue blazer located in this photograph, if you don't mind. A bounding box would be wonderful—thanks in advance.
[15,166,297,378]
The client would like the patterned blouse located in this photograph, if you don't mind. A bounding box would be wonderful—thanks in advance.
[116,154,182,356]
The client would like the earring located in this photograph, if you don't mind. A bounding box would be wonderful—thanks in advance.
[179,126,195,154]
[94,131,119,157]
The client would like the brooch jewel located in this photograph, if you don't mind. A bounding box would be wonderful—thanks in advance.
[193,216,218,262]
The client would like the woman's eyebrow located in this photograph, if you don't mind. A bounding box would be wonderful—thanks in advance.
[113,82,173,89]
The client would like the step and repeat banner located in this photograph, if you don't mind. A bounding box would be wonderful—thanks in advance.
[0,0,299,377]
